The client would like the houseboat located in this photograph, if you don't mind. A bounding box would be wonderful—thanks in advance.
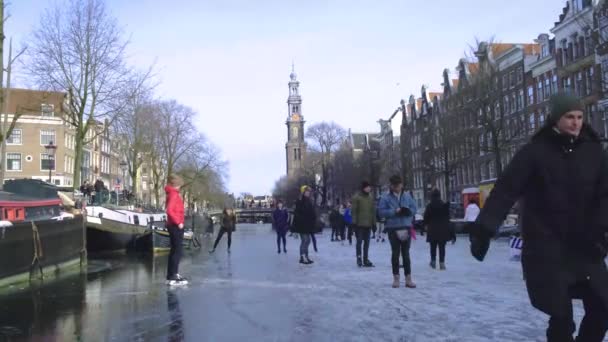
[0,180,85,287]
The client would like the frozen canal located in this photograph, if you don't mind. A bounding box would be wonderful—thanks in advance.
[0,223,604,341]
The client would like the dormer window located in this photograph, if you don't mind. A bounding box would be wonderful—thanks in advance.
[541,44,549,58]
[41,104,54,117]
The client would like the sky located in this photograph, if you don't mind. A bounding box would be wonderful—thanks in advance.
[6,0,564,195]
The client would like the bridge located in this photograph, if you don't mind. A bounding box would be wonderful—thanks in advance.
[234,208,278,224]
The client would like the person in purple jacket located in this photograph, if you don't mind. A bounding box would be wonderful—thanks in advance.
[272,200,290,254]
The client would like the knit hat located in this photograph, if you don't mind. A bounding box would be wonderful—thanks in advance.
[361,181,371,190]
[549,93,583,124]
[300,185,310,194]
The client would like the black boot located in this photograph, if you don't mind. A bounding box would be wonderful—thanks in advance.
[357,256,362,267]
[363,260,375,267]
[430,261,436,269]
[300,256,307,264]
[305,256,314,264]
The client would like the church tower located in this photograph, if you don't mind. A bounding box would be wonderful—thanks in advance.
[285,65,306,177]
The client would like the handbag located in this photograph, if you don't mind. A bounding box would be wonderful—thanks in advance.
[396,229,410,241]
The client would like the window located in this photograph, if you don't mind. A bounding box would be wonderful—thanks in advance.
[511,93,516,113]
[510,71,516,88]
[539,108,546,127]
[488,161,496,179]
[544,77,551,99]
[481,163,488,180]
[517,67,523,84]
[40,129,55,145]
[41,104,54,117]
[576,72,584,97]
[503,96,509,115]
[529,113,536,131]
[541,44,549,58]
[502,75,508,90]
[586,67,594,96]
[517,89,524,110]
[40,153,55,171]
[552,74,559,94]
[537,80,543,103]
[6,129,22,145]
[563,77,572,93]
[6,153,21,171]
[527,86,534,105]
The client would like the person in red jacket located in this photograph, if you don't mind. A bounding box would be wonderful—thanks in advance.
[165,175,187,286]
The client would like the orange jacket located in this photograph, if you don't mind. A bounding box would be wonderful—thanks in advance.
[165,185,184,226]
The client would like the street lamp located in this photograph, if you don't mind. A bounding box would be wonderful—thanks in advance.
[44,141,57,183]
[119,161,128,203]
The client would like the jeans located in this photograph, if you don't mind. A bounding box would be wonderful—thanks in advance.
[299,233,311,257]
[547,281,608,342]
[356,226,371,261]
[347,225,356,244]
[166,225,184,279]
[388,230,411,276]
[430,241,446,263]
[277,230,287,251]
[331,225,339,240]
[310,233,318,252]
[213,228,232,249]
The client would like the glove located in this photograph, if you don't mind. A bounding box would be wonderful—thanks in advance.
[469,222,493,262]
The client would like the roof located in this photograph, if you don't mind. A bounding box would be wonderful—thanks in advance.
[428,92,442,101]
[468,63,480,75]
[3,88,66,116]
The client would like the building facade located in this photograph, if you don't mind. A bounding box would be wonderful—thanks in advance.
[3,89,76,187]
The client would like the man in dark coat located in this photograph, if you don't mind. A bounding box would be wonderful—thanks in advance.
[423,189,454,270]
[329,205,344,242]
[470,93,608,341]
[292,185,316,265]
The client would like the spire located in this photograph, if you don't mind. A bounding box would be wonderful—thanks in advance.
[290,62,297,81]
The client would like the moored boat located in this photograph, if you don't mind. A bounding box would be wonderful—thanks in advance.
[0,180,85,287]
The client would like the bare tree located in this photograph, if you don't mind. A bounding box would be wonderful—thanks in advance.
[461,41,522,177]
[26,0,144,188]
[0,3,29,187]
[305,121,347,206]
[113,74,156,199]
[156,100,199,180]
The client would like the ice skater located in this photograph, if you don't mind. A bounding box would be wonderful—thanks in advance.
[210,208,237,253]
[470,93,608,341]
[165,175,188,286]
[292,185,316,264]
[272,200,289,254]
[378,175,417,289]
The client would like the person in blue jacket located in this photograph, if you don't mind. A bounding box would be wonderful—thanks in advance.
[377,175,418,289]
[344,201,354,245]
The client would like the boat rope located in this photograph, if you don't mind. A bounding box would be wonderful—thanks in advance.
[30,221,44,278]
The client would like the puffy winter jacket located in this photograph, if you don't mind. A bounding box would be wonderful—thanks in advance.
[165,185,184,227]
[351,192,376,228]
[377,191,417,231]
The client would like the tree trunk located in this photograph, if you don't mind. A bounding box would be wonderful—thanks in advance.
[443,147,450,201]
[73,129,83,189]
[321,161,328,207]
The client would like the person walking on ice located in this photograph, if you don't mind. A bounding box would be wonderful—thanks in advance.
[272,200,290,254]
[469,93,608,341]
[351,181,376,267]
[377,175,418,289]
[292,185,316,265]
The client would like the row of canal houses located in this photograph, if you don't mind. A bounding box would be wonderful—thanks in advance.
[400,0,608,216]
